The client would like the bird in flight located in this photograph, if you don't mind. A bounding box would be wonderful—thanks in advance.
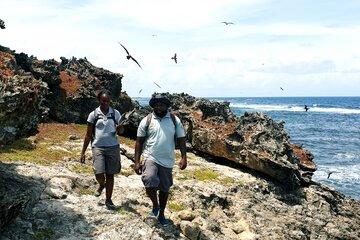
[280,87,284,91]
[327,171,337,179]
[0,19,5,29]
[138,89,142,94]
[152,34,157,37]
[171,53,177,63]
[222,21,234,25]
[118,42,142,69]
[153,81,161,88]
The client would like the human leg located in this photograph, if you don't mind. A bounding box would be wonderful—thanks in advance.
[141,160,160,216]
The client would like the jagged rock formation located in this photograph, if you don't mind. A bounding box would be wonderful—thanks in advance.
[125,93,316,188]
[0,46,48,145]
[0,45,137,144]
[13,51,137,122]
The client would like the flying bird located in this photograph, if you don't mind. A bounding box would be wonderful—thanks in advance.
[153,81,161,88]
[327,171,337,179]
[138,89,142,94]
[152,34,157,37]
[280,87,284,91]
[171,53,177,63]
[222,21,234,25]
[118,42,142,69]
[0,19,5,29]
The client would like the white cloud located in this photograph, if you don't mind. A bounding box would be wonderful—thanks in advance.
[1,0,359,97]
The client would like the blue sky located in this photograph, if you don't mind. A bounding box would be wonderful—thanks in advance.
[1,0,360,97]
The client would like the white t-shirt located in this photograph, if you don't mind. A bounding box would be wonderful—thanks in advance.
[137,112,186,168]
[87,107,121,147]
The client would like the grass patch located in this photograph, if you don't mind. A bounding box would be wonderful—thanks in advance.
[179,168,241,186]
[117,206,131,216]
[120,137,136,147]
[120,168,134,177]
[34,228,54,240]
[0,123,86,165]
[193,168,219,181]
[75,186,94,195]
[168,201,185,212]
[71,164,93,174]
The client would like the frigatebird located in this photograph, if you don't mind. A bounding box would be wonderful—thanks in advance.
[171,53,177,63]
[118,42,142,69]
[153,81,161,88]
[222,21,234,25]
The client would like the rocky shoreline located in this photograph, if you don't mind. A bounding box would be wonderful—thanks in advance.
[1,45,360,239]
[1,135,359,239]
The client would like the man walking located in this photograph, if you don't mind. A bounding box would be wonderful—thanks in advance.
[134,94,187,225]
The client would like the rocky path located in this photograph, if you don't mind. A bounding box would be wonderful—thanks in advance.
[1,139,359,240]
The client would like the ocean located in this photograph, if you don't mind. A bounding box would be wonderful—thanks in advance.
[136,97,360,199]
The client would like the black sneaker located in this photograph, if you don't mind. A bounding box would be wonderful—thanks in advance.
[158,216,170,226]
[94,185,105,197]
[105,199,117,210]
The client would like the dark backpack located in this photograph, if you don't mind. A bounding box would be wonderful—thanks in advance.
[91,107,118,142]
[144,113,181,149]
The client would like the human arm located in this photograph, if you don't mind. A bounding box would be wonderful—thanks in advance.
[80,123,94,163]
[134,137,145,174]
[177,137,187,170]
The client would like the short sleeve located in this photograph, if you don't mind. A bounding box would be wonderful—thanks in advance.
[175,116,186,138]
[87,111,95,124]
[114,109,122,124]
[137,117,148,137]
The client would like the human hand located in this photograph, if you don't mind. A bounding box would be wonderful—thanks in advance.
[132,162,142,175]
[116,124,124,135]
[179,157,187,170]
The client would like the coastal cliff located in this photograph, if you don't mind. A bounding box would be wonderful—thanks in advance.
[1,46,359,239]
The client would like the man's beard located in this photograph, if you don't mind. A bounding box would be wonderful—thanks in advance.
[154,109,167,118]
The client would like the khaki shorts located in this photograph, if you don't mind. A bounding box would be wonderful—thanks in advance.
[92,145,121,175]
[141,160,173,192]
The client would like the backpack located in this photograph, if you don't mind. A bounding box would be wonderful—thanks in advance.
[91,107,119,142]
[144,113,180,149]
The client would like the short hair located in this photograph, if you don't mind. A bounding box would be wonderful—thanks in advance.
[97,90,110,100]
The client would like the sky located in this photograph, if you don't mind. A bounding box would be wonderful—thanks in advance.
[1,0,360,97]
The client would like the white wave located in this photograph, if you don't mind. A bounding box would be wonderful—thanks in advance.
[335,153,360,159]
[230,103,360,114]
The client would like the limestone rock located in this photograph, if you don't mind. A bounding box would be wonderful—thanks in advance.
[180,221,201,240]
[178,210,195,221]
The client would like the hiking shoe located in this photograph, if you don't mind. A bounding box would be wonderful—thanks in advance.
[157,216,170,226]
[94,185,105,197]
[105,199,117,210]
[149,207,160,218]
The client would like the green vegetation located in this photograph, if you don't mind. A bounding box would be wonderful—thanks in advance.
[0,123,86,165]
[71,164,93,174]
[120,137,136,147]
[179,167,243,186]
[194,168,219,181]
[34,228,54,240]
[117,206,131,216]
[77,187,94,196]
[168,201,185,212]
[120,168,134,177]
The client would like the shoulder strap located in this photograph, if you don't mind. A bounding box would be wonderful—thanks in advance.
[108,107,117,126]
[144,113,152,137]
[91,110,101,142]
[170,112,178,138]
